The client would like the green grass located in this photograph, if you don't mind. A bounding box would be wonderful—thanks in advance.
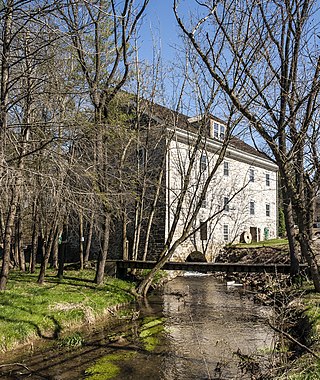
[278,359,320,379]
[139,269,168,285]
[57,331,85,349]
[0,269,134,352]
[277,285,320,379]
[302,287,320,341]
[233,238,288,248]
[85,352,136,380]
[84,316,165,379]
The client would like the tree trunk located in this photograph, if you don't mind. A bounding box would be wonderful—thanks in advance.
[37,226,57,284]
[0,153,24,288]
[299,236,320,292]
[18,239,26,272]
[37,235,48,285]
[57,241,66,280]
[94,213,111,285]
[79,211,84,270]
[132,196,144,261]
[0,188,20,290]
[295,194,320,291]
[0,209,4,242]
[57,226,67,280]
[30,210,39,274]
[143,167,164,261]
[13,237,19,269]
[122,212,128,260]
[52,234,59,270]
[0,0,12,136]
[16,209,25,272]
[0,1,14,292]
[282,189,300,276]
[84,213,94,267]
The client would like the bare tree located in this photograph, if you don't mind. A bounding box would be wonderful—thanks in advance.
[0,1,62,290]
[174,0,320,291]
[57,0,149,285]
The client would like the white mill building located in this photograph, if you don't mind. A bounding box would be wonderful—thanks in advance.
[165,114,278,262]
[109,101,278,263]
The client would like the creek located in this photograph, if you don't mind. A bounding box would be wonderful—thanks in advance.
[0,274,276,379]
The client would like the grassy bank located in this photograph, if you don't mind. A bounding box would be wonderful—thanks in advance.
[276,284,320,379]
[0,269,135,352]
[232,238,289,248]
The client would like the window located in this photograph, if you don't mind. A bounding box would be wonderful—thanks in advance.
[200,221,208,241]
[220,125,225,140]
[214,122,219,139]
[200,153,207,172]
[249,168,255,182]
[223,224,229,241]
[250,201,255,215]
[137,147,145,167]
[266,173,270,186]
[201,193,207,209]
[223,196,229,212]
[266,203,270,217]
[212,121,226,140]
[223,161,229,176]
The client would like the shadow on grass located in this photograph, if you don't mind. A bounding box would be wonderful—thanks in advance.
[48,274,135,299]
[0,314,62,340]
[8,272,98,291]
[8,269,134,297]
[0,294,63,345]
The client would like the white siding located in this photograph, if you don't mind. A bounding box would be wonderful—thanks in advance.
[166,132,278,261]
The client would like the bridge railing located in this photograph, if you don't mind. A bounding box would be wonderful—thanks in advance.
[108,260,309,278]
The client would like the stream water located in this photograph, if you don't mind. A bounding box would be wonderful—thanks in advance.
[0,274,276,380]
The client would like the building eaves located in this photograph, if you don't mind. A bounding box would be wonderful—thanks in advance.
[142,101,273,164]
[171,127,278,172]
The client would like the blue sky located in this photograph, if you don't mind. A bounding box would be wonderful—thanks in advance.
[138,1,179,63]
[136,1,207,114]
[136,2,259,145]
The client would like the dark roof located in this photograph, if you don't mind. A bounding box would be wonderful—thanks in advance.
[139,100,270,161]
[229,136,270,160]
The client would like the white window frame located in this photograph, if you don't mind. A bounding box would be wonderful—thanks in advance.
[220,125,225,140]
[249,168,255,182]
[249,200,255,215]
[223,161,229,176]
[223,224,229,242]
[213,121,226,140]
[200,221,208,241]
[201,193,207,209]
[266,173,270,186]
[200,153,207,172]
[214,122,219,139]
[266,203,270,217]
[223,196,229,212]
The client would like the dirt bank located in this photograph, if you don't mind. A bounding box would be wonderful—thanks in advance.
[216,244,320,378]
[216,243,291,264]
[214,243,293,289]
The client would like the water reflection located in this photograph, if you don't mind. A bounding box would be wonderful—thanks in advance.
[160,274,274,380]
[0,275,275,380]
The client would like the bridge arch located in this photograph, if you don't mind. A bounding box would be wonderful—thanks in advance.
[185,250,207,263]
